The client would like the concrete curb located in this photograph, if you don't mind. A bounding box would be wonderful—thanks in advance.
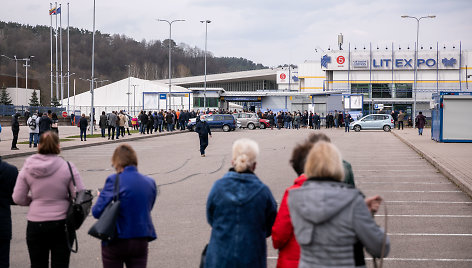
[1,130,189,160]
[391,131,472,198]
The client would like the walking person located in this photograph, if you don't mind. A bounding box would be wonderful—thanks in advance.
[27,113,40,148]
[11,113,20,150]
[116,111,124,139]
[13,131,85,268]
[92,144,157,268]
[288,141,389,267]
[268,111,275,130]
[0,157,18,268]
[51,112,59,135]
[99,111,107,138]
[146,111,154,134]
[79,114,88,141]
[344,111,352,132]
[125,113,132,136]
[204,138,277,268]
[415,111,427,136]
[398,110,405,130]
[195,116,212,157]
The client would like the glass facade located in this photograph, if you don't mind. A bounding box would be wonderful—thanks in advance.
[372,83,391,98]
[395,83,412,98]
[183,80,277,92]
[351,83,412,99]
[193,97,219,108]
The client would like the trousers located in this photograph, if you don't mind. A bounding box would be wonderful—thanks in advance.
[101,238,148,268]
[27,220,71,268]
[199,135,209,155]
[0,238,10,268]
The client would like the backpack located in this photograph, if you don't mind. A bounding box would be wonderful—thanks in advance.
[28,117,37,130]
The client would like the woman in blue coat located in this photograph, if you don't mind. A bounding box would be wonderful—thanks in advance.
[92,144,157,268]
[205,138,277,268]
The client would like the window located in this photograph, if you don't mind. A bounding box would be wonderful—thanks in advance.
[351,84,369,95]
[214,115,223,121]
[395,83,412,98]
[372,84,392,98]
[193,97,219,107]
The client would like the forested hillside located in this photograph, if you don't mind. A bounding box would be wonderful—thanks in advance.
[0,21,266,105]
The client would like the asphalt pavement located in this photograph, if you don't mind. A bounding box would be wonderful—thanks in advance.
[3,125,472,267]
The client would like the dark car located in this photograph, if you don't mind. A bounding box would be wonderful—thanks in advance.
[187,114,236,132]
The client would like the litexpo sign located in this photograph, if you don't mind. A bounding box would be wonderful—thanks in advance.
[372,58,453,68]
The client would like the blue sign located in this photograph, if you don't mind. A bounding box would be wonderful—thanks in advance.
[442,58,457,67]
[159,93,167,100]
[321,55,331,68]
[371,57,457,68]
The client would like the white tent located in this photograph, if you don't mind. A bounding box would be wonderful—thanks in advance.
[62,77,192,116]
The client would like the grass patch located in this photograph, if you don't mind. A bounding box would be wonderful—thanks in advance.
[19,138,74,144]
[66,129,140,139]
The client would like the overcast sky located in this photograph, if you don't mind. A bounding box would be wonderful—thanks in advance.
[1,0,471,67]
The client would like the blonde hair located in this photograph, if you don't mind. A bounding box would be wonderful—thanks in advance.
[304,141,344,181]
[232,138,259,172]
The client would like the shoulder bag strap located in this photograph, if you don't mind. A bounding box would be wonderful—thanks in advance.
[66,161,76,201]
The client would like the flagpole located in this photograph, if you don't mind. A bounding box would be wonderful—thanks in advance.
[91,0,96,135]
[60,4,64,106]
[67,2,70,113]
[50,3,53,105]
[55,2,59,102]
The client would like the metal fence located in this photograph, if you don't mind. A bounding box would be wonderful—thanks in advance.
[0,105,65,116]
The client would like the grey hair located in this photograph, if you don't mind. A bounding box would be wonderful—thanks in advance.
[232,138,259,172]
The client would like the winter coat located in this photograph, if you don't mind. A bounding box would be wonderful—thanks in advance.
[0,158,18,240]
[195,120,211,137]
[79,116,88,130]
[107,113,117,128]
[27,115,40,134]
[272,174,307,268]
[12,154,84,222]
[205,169,277,268]
[92,166,157,242]
[416,114,426,129]
[11,114,20,134]
[118,114,126,127]
[165,113,173,124]
[288,178,389,268]
[38,115,52,134]
[398,113,405,122]
[99,114,107,128]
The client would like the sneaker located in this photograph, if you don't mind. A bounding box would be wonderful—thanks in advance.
[29,144,32,148]
[201,154,205,157]
[11,148,19,150]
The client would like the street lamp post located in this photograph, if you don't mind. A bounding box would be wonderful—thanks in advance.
[131,84,138,115]
[200,20,211,112]
[22,56,35,89]
[401,15,436,128]
[157,19,185,111]
[90,0,96,135]
[1,55,19,89]
[126,64,131,114]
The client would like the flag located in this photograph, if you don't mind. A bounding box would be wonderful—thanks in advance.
[49,7,56,15]
[56,7,61,14]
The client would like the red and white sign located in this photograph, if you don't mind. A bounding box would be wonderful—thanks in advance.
[62,111,68,118]
[280,73,286,80]
[337,56,345,64]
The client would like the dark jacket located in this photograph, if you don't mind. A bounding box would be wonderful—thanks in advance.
[38,115,52,133]
[11,114,20,133]
[92,166,157,241]
[205,170,277,268]
[79,116,88,130]
[195,120,211,137]
[165,113,173,124]
[0,157,18,240]
[416,114,426,129]
[99,114,107,128]
[288,178,389,268]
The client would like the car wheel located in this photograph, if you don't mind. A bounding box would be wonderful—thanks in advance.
[248,123,255,130]
[260,123,266,129]
[354,125,361,132]
[222,125,230,132]
[383,125,391,132]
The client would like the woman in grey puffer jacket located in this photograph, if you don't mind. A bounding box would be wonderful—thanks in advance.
[288,141,389,268]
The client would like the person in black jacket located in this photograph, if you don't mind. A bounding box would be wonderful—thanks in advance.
[0,157,19,267]
[79,114,88,141]
[195,116,212,157]
[11,113,20,150]
[99,111,107,138]
[147,111,154,134]
[38,112,52,140]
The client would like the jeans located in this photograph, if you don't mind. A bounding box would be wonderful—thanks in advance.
[116,126,120,138]
[398,121,403,130]
[199,135,209,155]
[101,238,148,268]
[11,132,18,149]
[27,220,71,268]
[108,126,115,139]
[418,128,423,135]
[167,123,172,132]
[29,133,39,146]
[80,128,87,140]
[345,124,350,132]
[101,127,106,137]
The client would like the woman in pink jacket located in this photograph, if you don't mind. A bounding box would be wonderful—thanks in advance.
[13,131,84,268]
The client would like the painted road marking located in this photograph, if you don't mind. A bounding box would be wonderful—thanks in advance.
[385,201,472,204]
[375,214,472,218]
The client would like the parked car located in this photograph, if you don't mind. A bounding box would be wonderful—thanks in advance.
[350,114,394,132]
[187,114,236,132]
[259,119,269,129]
[232,113,261,130]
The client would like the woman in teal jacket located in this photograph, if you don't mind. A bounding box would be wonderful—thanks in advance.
[205,138,277,268]
[92,144,157,268]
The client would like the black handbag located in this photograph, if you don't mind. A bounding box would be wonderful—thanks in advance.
[88,174,121,241]
[65,161,93,253]
[199,244,208,268]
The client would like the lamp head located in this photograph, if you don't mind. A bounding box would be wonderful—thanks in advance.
[428,15,436,18]
[401,15,409,18]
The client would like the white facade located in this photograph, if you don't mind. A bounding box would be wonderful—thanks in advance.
[62,77,191,116]
[5,87,40,106]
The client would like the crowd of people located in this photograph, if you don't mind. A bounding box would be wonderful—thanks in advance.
[0,128,391,267]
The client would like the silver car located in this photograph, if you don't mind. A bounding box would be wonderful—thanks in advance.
[233,113,261,130]
[350,114,394,132]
